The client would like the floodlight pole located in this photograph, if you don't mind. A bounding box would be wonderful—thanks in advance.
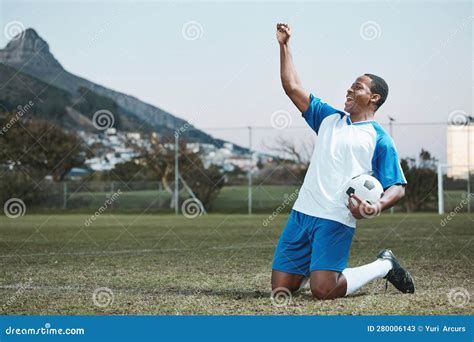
[388,116,395,214]
[63,182,67,209]
[248,126,253,215]
[175,134,179,215]
[467,121,471,213]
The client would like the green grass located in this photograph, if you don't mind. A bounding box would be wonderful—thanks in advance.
[212,185,299,212]
[0,213,472,315]
[63,185,301,213]
[57,186,471,214]
[68,189,172,209]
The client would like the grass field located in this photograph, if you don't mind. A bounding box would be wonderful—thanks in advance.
[0,213,472,315]
[65,185,302,213]
[65,185,301,212]
[62,185,470,213]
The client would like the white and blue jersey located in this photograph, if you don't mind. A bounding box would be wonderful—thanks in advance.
[272,93,407,275]
[292,94,407,228]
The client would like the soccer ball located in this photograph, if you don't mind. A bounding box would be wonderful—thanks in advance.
[345,174,384,205]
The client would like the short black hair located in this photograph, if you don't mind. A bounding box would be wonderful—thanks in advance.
[364,73,389,111]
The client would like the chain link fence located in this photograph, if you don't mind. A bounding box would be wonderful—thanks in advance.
[1,122,472,214]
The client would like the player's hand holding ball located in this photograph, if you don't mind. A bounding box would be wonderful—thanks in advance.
[348,194,381,219]
[345,174,384,219]
[276,23,291,45]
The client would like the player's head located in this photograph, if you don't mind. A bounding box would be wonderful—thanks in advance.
[344,74,389,115]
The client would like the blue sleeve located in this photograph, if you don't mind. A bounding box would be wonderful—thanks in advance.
[371,135,407,190]
[302,94,343,134]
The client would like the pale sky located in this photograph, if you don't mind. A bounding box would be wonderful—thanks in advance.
[1,0,472,162]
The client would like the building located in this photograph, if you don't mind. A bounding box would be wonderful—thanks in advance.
[447,124,474,178]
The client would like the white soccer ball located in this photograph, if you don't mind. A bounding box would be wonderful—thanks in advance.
[345,174,384,205]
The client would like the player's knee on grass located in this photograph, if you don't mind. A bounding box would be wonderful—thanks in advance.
[310,283,336,299]
[271,270,305,292]
[310,270,341,300]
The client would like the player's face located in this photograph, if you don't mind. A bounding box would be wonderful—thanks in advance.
[344,76,373,114]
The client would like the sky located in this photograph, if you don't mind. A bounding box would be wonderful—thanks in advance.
[0,0,472,163]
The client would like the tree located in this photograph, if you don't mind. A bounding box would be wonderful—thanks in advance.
[0,113,90,181]
[263,135,313,167]
[0,114,90,206]
[400,149,438,212]
[132,135,225,210]
[93,160,155,182]
[419,148,437,169]
[261,136,313,183]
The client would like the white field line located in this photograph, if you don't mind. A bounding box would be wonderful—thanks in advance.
[0,243,275,258]
[0,284,84,291]
[0,283,181,296]
[0,283,271,298]
[0,284,162,293]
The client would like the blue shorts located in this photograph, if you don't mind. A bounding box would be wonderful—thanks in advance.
[272,210,355,276]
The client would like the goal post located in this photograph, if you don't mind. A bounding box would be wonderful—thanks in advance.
[437,164,472,215]
[437,164,444,215]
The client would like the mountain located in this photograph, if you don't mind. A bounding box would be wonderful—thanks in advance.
[0,62,155,132]
[0,28,242,150]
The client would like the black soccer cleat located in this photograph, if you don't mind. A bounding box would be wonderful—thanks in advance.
[377,249,415,294]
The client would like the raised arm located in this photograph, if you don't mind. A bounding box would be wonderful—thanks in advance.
[277,23,310,113]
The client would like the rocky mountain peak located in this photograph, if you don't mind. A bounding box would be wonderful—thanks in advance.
[0,28,63,69]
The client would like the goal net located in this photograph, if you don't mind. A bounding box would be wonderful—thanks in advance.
[437,164,473,214]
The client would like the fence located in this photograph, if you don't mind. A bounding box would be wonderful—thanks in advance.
[2,120,473,215]
[27,180,301,214]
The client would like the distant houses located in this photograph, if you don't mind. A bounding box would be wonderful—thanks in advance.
[79,128,141,171]
[76,129,269,176]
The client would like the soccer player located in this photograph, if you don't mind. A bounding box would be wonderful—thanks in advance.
[272,23,415,300]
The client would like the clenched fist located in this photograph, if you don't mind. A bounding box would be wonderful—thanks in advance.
[276,23,291,45]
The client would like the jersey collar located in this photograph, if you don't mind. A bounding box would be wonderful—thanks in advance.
[346,115,377,126]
